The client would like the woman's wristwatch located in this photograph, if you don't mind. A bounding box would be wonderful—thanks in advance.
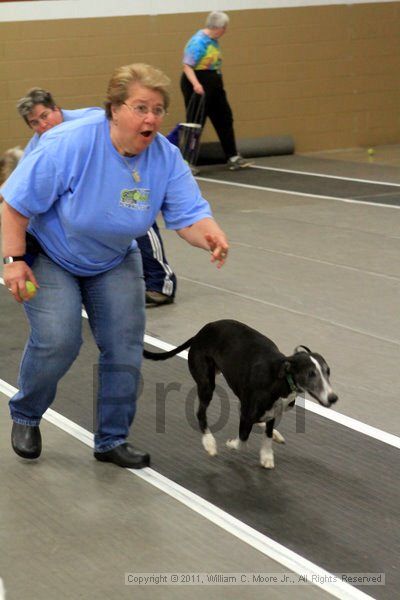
[3,256,25,264]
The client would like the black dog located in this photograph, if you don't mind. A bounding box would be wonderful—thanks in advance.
[144,319,338,468]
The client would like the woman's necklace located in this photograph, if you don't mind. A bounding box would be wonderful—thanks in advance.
[121,154,141,183]
[111,126,142,183]
[110,121,140,183]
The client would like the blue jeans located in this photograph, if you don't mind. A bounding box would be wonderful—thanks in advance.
[9,249,146,452]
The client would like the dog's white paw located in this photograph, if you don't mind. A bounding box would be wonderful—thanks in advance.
[256,421,266,429]
[260,437,275,469]
[260,452,275,469]
[226,437,241,450]
[273,429,285,444]
[202,432,217,456]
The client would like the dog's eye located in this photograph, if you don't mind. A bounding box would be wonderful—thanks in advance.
[308,370,317,378]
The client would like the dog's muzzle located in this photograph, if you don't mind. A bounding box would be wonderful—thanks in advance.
[327,393,338,405]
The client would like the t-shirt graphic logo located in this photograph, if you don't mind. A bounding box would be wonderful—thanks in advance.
[119,188,150,210]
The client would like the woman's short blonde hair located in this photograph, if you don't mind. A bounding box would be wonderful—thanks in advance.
[104,63,171,119]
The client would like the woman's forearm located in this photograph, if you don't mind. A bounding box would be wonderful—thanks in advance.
[1,201,29,257]
[183,64,199,87]
[183,64,204,95]
[177,217,228,268]
[1,200,39,302]
[177,217,224,248]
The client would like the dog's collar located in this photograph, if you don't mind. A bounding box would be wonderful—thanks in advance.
[286,374,298,393]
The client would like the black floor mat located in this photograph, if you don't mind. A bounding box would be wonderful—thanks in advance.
[199,167,400,206]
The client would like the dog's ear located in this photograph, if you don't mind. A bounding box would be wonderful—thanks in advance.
[278,360,291,378]
[294,345,312,354]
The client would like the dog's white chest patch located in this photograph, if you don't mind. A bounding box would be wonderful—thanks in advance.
[260,392,296,421]
[283,391,297,410]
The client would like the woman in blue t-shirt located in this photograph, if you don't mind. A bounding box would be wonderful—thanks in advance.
[1,63,229,469]
[15,87,176,307]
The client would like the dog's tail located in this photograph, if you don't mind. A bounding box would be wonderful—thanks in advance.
[143,337,194,361]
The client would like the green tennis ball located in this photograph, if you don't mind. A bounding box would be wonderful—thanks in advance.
[19,281,37,300]
[367,148,375,156]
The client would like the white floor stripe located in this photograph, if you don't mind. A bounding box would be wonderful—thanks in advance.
[196,176,400,209]
[0,379,372,600]
[298,398,400,450]
[250,164,400,187]
[144,333,189,359]
[83,307,189,357]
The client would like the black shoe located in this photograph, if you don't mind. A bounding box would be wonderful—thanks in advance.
[94,443,150,469]
[11,422,42,459]
[145,291,174,307]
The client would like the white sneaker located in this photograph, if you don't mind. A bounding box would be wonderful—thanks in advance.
[227,155,254,170]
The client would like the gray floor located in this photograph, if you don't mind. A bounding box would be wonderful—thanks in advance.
[1,145,399,599]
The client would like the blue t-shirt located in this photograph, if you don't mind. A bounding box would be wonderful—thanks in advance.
[183,30,222,72]
[2,113,212,276]
[23,107,104,156]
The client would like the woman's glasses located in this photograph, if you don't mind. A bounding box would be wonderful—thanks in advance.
[123,103,167,118]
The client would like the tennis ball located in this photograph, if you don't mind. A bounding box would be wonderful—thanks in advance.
[19,281,37,300]
[367,148,375,156]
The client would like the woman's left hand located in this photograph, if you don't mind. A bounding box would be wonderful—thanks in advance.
[205,233,229,268]
[177,218,229,267]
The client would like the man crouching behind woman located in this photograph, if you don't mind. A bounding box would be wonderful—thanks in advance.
[1,63,229,469]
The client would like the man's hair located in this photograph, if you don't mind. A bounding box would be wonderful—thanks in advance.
[16,88,58,125]
[205,11,230,29]
[104,63,170,119]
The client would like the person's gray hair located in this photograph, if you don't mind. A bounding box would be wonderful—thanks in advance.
[0,146,23,187]
[16,88,57,125]
[205,11,229,29]
[104,63,170,120]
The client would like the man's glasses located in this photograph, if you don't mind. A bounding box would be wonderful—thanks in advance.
[123,103,167,118]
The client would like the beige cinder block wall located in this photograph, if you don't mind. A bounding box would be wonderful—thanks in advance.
[1,3,399,154]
